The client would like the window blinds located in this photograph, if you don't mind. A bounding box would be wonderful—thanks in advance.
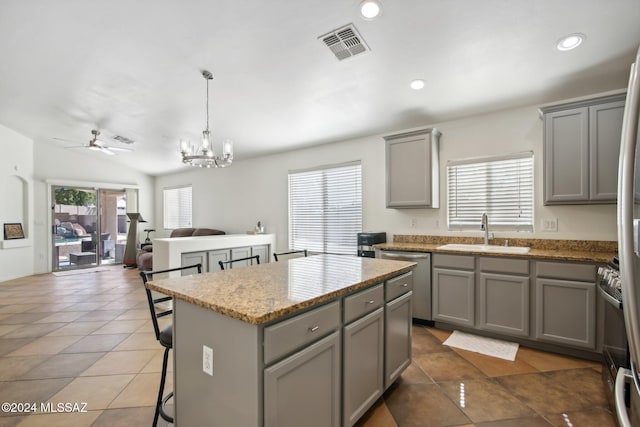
[288,162,362,255]
[163,186,192,229]
[447,153,533,231]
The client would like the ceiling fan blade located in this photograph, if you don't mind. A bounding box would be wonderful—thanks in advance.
[104,146,133,152]
[100,147,116,155]
[54,137,80,143]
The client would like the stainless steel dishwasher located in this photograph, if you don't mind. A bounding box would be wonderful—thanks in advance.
[378,250,432,323]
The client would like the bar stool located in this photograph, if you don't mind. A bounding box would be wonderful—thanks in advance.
[273,249,308,262]
[140,263,202,427]
[218,255,260,270]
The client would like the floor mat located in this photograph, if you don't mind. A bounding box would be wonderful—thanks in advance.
[443,330,519,361]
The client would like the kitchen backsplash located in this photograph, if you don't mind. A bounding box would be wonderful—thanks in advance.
[393,235,618,253]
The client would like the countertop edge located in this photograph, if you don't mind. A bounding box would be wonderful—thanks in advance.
[146,263,416,325]
[376,243,615,264]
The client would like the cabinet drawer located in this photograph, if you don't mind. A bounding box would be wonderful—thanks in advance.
[535,261,595,282]
[385,272,413,302]
[433,253,474,270]
[264,301,340,365]
[344,284,384,324]
[480,257,529,275]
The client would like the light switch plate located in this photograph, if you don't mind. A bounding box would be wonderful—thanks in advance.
[203,345,213,376]
[540,218,558,232]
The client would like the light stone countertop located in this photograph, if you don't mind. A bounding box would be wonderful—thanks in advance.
[376,236,617,264]
[146,254,416,325]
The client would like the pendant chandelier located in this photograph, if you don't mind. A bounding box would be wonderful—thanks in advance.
[180,70,233,168]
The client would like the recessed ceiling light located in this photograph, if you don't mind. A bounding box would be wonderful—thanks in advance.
[360,0,382,20]
[410,79,425,90]
[556,33,585,51]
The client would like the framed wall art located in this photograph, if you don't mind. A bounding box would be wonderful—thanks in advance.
[4,223,25,240]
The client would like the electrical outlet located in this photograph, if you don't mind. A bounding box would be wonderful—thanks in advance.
[410,218,417,228]
[202,345,213,376]
[540,218,558,232]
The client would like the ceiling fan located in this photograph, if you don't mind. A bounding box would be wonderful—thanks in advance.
[61,129,133,156]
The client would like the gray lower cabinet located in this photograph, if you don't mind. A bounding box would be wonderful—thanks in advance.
[542,94,625,205]
[343,308,384,426]
[384,290,413,388]
[432,263,475,327]
[264,331,341,427]
[207,249,229,271]
[477,257,530,337]
[204,245,268,272]
[180,251,207,275]
[535,276,596,349]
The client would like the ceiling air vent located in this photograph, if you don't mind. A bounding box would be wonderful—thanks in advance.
[113,135,135,144]
[319,24,369,61]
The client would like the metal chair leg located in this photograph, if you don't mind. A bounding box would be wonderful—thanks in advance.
[154,346,172,426]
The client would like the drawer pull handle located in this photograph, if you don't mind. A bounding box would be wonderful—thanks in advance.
[309,326,319,332]
[402,283,408,287]
[367,300,375,304]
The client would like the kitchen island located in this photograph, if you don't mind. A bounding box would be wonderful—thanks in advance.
[146,254,416,427]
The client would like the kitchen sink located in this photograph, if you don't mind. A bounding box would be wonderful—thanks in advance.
[437,243,531,254]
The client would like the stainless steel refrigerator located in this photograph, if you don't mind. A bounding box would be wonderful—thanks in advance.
[617,45,640,427]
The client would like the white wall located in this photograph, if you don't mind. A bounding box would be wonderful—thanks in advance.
[155,99,617,254]
[0,124,35,281]
[33,140,155,274]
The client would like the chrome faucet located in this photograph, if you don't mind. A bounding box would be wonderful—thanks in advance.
[481,212,490,245]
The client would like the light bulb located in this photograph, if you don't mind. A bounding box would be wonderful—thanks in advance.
[360,0,381,20]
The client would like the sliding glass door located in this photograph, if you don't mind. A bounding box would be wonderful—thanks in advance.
[51,186,129,271]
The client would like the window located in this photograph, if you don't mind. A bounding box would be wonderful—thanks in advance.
[163,186,192,229]
[288,162,362,255]
[447,152,533,231]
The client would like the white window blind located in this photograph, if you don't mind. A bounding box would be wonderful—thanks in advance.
[163,186,192,229]
[288,162,362,255]
[447,153,533,231]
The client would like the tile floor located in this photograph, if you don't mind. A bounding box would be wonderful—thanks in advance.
[0,266,616,426]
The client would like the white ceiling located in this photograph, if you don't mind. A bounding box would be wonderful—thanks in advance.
[1,0,639,176]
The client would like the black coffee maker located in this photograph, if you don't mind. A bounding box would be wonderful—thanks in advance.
[357,232,386,258]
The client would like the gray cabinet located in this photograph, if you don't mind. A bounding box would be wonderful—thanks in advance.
[432,254,475,327]
[343,307,384,426]
[478,257,530,337]
[542,94,625,205]
[264,331,341,427]
[181,251,207,274]
[384,128,440,208]
[535,261,597,349]
[205,245,268,272]
[385,291,412,388]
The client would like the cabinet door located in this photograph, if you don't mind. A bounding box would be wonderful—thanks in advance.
[385,291,412,388]
[343,308,384,427]
[432,268,475,327]
[207,249,229,272]
[264,331,341,427]
[544,107,589,204]
[589,100,625,201]
[181,251,207,275]
[535,278,596,349]
[230,246,251,268]
[478,272,529,337]
[251,245,269,264]
[385,129,439,208]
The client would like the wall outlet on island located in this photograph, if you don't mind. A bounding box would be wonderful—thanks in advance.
[203,345,213,376]
[540,218,558,232]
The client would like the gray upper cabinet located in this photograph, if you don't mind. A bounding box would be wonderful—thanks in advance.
[385,128,441,208]
[542,94,625,205]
